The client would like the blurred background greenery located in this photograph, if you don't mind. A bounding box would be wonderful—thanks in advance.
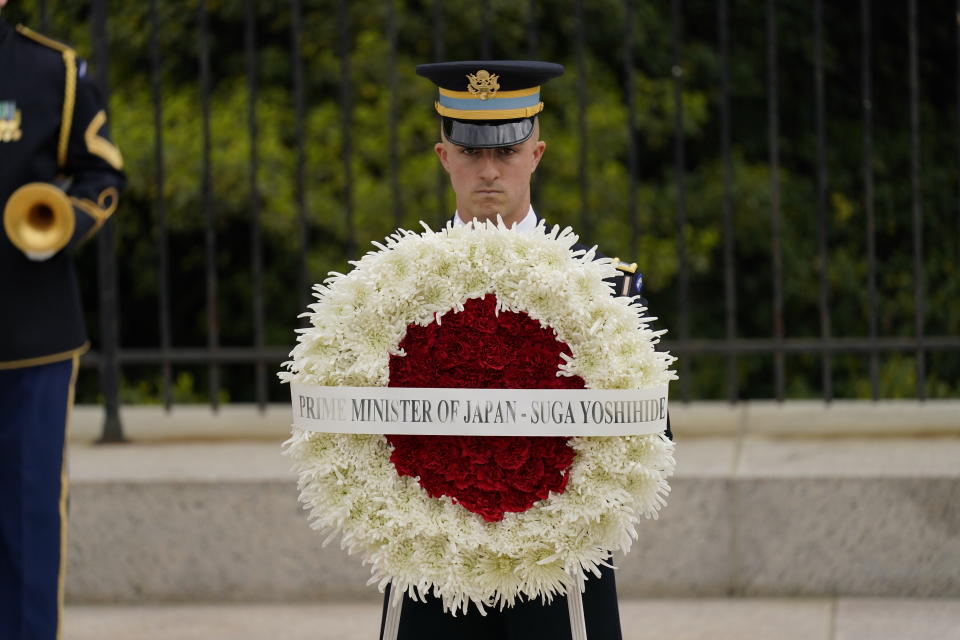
[7,0,958,403]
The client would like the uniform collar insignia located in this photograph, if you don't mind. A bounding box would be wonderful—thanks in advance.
[0,101,23,143]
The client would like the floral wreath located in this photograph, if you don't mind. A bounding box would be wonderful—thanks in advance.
[280,219,676,614]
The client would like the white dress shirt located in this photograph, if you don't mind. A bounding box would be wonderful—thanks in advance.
[453,206,537,232]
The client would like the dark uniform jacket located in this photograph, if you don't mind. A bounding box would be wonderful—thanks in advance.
[381,220,671,640]
[0,18,125,368]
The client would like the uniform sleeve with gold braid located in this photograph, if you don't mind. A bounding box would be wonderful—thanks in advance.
[12,24,126,247]
[64,68,126,245]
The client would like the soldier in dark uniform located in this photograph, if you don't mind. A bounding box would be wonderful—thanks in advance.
[0,6,126,639]
[377,60,666,640]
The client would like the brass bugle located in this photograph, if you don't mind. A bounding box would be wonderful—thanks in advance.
[3,182,75,260]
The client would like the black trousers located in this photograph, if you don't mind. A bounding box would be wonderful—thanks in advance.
[380,564,622,640]
[0,357,77,640]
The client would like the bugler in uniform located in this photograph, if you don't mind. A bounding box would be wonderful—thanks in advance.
[0,15,125,640]
[378,59,669,640]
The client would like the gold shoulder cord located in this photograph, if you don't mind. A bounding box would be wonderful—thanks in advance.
[58,51,77,167]
[612,258,639,297]
[15,25,77,168]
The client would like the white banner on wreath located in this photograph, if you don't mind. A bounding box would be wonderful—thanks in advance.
[290,383,669,436]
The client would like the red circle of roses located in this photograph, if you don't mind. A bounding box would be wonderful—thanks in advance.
[386,295,584,522]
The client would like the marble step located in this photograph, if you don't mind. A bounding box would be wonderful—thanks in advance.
[64,436,960,603]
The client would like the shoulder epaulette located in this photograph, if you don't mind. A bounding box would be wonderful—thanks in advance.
[611,257,643,298]
[14,25,77,168]
[612,258,638,274]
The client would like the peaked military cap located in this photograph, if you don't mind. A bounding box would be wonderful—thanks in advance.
[416,60,564,148]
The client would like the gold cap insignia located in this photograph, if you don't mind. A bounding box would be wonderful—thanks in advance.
[466,70,500,100]
[0,102,23,143]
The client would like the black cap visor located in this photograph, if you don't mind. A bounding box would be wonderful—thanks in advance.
[442,117,535,148]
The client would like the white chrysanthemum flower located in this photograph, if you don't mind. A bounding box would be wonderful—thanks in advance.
[280,219,677,614]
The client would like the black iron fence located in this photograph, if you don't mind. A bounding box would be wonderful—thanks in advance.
[11,0,959,440]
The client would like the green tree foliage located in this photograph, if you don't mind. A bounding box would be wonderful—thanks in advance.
[8,0,958,402]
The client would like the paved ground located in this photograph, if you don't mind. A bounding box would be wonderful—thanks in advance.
[67,436,960,482]
[64,598,960,640]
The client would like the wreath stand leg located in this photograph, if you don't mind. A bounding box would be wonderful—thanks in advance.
[382,584,403,640]
[566,570,588,640]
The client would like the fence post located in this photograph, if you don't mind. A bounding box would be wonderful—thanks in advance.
[91,0,125,443]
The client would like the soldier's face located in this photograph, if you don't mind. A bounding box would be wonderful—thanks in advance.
[435,131,545,228]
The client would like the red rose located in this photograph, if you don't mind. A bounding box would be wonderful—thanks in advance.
[492,439,530,470]
[460,437,492,464]
[475,463,507,492]
[510,457,546,493]
[481,342,510,371]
